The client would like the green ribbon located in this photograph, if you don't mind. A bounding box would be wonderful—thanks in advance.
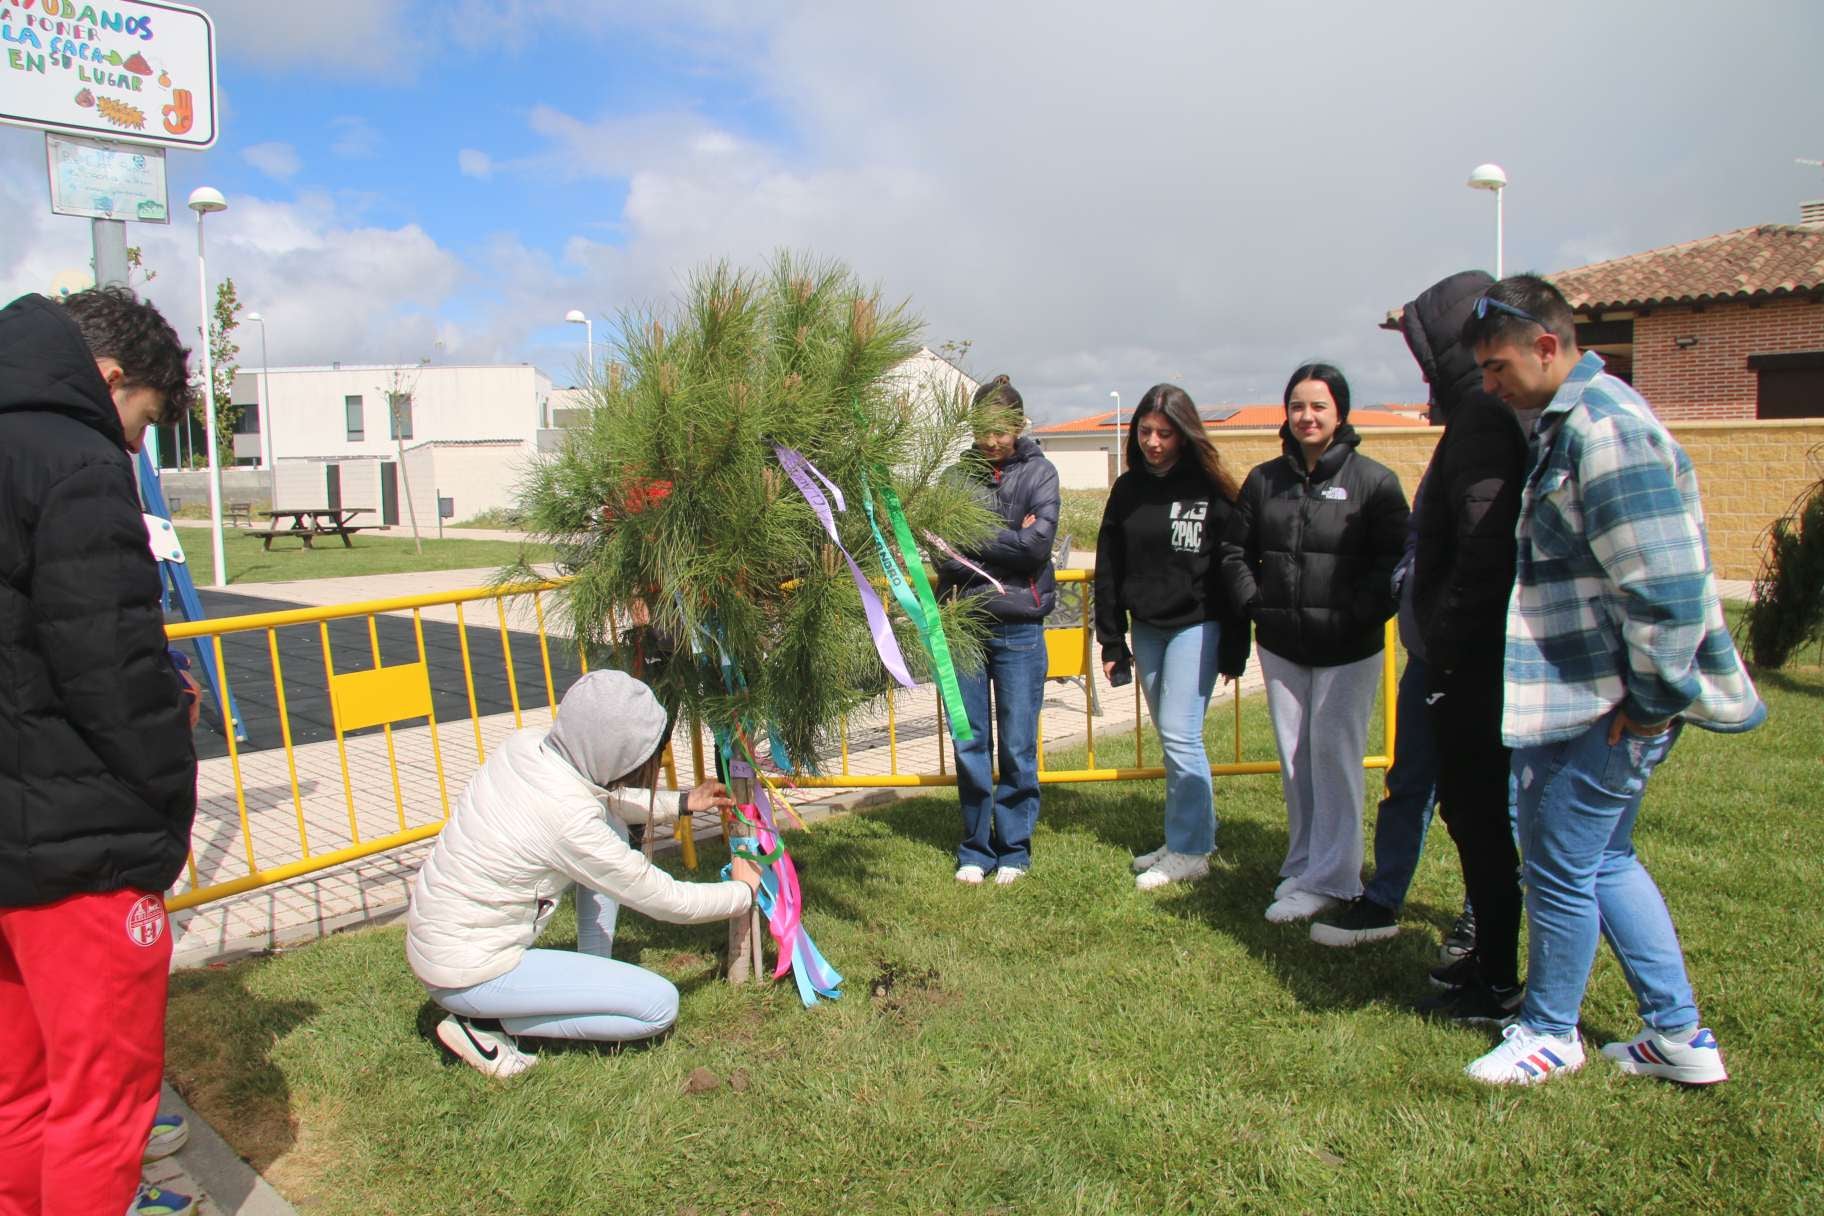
[859,469,973,741]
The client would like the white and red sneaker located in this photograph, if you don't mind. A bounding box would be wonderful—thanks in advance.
[1466,1023,1586,1086]
[1601,1026,1728,1085]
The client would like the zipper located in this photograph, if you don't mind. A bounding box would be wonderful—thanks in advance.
[1028,575,1041,608]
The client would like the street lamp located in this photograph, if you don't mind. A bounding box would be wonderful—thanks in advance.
[189,186,228,588]
[1467,162,1507,279]
[1109,390,1122,476]
[564,308,593,387]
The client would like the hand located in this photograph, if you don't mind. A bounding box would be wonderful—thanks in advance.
[1103,659,1119,681]
[178,670,201,729]
[1219,674,1237,688]
[684,780,737,814]
[1021,513,1037,528]
[1609,709,1673,745]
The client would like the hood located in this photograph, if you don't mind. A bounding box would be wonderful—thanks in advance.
[0,293,126,448]
[543,670,670,788]
[1003,434,1045,466]
[1398,270,1495,420]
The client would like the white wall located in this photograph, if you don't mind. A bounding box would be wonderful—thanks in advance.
[1032,433,1117,489]
[253,364,553,466]
[422,443,531,522]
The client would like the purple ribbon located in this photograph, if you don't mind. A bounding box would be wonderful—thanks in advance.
[773,446,917,689]
[921,529,1005,596]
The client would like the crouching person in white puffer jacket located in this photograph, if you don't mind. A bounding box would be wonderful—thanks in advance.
[406,669,758,1078]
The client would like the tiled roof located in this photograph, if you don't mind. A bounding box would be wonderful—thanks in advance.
[1553,223,1824,312]
[1032,404,1429,433]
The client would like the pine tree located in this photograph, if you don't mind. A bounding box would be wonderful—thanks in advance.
[1741,457,1824,669]
[512,255,998,766]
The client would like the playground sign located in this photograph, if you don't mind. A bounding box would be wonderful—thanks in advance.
[0,0,217,148]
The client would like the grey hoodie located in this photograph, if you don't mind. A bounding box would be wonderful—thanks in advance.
[543,670,669,788]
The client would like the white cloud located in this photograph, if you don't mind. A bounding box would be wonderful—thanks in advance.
[243,142,302,180]
[457,149,494,180]
[329,117,382,159]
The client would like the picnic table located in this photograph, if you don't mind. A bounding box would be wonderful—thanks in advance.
[259,507,373,550]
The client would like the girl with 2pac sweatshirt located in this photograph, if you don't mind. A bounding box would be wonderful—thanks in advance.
[1094,384,1250,891]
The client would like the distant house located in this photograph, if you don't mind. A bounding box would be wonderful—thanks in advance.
[1384,201,1824,422]
[1031,403,1430,489]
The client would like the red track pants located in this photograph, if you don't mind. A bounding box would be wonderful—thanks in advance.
[0,890,172,1216]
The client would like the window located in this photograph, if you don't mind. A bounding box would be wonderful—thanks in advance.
[388,391,414,440]
[345,395,364,441]
[1750,351,1824,420]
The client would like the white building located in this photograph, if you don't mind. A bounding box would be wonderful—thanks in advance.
[164,349,977,527]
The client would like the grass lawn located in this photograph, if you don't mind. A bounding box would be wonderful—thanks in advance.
[174,529,556,586]
[165,667,1824,1215]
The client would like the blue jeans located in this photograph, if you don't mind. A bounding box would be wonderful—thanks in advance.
[1512,716,1698,1038]
[1130,620,1222,856]
[953,620,1047,872]
[429,876,679,1043]
[1363,655,1440,910]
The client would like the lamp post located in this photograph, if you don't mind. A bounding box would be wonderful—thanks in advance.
[1109,390,1122,477]
[1467,162,1507,279]
[189,186,228,588]
[246,310,273,513]
[564,309,593,387]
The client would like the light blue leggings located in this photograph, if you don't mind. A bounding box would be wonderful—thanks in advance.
[428,886,679,1043]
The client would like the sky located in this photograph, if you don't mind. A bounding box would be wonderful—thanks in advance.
[3,0,1822,421]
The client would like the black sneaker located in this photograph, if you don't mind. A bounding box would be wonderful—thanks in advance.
[1439,904,1476,962]
[1416,978,1524,1026]
[1309,897,1399,948]
[1428,953,1481,990]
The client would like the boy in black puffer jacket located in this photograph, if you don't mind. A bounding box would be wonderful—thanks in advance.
[0,288,197,1214]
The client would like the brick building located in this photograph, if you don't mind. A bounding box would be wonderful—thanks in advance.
[1383,203,1824,421]
[1546,202,1824,421]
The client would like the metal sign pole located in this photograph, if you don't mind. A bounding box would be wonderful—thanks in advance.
[92,218,129,288]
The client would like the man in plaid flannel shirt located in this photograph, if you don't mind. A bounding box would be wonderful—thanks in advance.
[1454,274,1764,1088]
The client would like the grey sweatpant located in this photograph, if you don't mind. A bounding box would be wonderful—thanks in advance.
[1259,647,1383,901]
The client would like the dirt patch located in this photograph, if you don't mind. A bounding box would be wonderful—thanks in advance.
[867,961,954,1021]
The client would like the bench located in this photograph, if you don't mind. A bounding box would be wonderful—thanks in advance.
[260,507,373,550]
[226,502,254,527]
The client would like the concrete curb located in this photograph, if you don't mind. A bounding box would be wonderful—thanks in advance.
[150,1081,300,1216]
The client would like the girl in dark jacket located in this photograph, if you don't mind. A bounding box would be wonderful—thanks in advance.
[1219,363,1409,924]
[1095,384,1250,890]
[935,376,1061,886]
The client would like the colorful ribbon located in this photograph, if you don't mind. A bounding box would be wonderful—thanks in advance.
[921,528,1004,596]
[862,471,972,741]
[774,446,917,691]
[722,800,842,1006]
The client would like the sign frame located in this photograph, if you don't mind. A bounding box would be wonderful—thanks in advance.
[0,0,218,149]
[45,130,170,223]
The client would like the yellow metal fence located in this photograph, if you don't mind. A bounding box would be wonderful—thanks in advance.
[164,570,1394,912]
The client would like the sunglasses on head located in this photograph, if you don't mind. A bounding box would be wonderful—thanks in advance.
[1473,295,1545,328]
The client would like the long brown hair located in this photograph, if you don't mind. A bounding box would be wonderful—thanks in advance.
[1124,383,1240,501]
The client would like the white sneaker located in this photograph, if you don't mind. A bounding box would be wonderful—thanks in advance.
[436,1015,537,1079]
[143,1111,189,1163]
[1131,844,1168,874]
[1466,1023,1586,1086]
[1600,1026,1728,1085]
[1135,851,1210,891]
[1264,889,1338,923]
[955,864,986,885]
[994,866,1026,886]
[1273,875,1301,901]
[129,1182,197,1216]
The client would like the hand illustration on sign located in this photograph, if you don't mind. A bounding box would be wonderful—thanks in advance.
[161,89,194,136]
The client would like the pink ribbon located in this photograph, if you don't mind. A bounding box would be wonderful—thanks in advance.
[921,528,1005,595]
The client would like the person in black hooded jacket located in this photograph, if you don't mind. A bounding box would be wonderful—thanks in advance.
[1386,270,1529,1023]
[0,288,198,1214]
[1094,384,1250,891]
[934,375,1059,885]
[1219,363,1408,925]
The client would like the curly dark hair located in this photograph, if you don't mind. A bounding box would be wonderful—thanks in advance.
[57,285,194,424]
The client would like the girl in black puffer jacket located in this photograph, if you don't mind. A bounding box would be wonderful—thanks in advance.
[935,376,1060,886]
[1219,363,1408,925]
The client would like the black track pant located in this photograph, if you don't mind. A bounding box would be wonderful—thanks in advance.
[1427,657,1522,989]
